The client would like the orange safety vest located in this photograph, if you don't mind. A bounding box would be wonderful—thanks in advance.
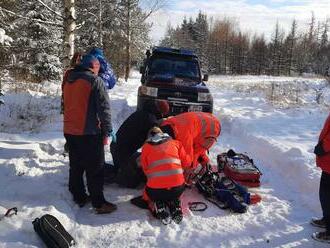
[141,138,192,189]
[161,112,221,167]
[317,113,330,173]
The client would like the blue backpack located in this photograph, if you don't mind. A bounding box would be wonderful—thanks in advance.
[195,167,250,213]
[214,176,250,213]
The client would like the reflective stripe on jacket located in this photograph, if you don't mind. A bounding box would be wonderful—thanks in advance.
[141,138,192,189]
[317,114,330,173]
[161,112,221,167]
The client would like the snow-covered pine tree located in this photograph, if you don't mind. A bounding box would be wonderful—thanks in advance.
[1,0,63,82]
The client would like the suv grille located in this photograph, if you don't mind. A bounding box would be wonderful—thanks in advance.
[158,88,197,102]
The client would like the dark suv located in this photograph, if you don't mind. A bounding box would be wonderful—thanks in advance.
[137,47,213,115]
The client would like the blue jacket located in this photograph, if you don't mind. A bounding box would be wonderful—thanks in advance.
[89,48,117,90]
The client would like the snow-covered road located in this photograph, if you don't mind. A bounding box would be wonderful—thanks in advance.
[0,72,329,247]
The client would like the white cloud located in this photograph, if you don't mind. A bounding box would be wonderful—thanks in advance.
[147,0,330,43]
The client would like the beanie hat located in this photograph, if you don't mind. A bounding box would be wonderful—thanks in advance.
[89,47,104,57]
[80,54,98,69]
[155,100,170,116]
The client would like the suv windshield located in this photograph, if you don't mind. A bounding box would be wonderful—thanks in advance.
[149,58,200,80]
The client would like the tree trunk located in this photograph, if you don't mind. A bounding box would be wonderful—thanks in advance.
[124,0,131,82]
[63,0,76,68]
[98,0,103,47]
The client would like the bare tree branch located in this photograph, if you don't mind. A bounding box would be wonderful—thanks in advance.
[0,7,63,27]
[35,0,64,19]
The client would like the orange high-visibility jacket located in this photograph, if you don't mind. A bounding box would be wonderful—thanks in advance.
[161,112,221,167]
[141,136,192,189]
[316,114,330,173]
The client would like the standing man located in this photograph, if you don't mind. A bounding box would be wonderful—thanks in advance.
[312,113,330,242]
[63,54,117,214]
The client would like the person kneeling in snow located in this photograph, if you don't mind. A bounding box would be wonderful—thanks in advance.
[160,112,221,182]
[110,100,170,188]
[139,127,192,224]
[63,54,117,214]
[311,113,330,243]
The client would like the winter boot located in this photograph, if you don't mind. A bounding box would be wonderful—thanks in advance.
[94,201,117,214]
[312,231,330,243]
[168,199,183,224]
[74,195,91,208]
[311,217,326,228]
[154,201,171,225]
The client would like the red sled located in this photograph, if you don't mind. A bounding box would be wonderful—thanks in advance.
[217,149,262,187]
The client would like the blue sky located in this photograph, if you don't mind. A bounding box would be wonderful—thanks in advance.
[147,0,330,43]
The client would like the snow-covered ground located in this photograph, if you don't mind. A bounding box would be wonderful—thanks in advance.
[0,71,330,247]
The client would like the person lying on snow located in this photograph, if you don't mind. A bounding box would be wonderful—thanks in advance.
[311,113,330,243]
[110,100,170,188]
[160,112,221,180]
[139,127,193,224]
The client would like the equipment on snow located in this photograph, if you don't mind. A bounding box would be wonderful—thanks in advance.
[217,149,262,187]
[32,214,76,248]
[0,207,17,221]
[194,164,260,213]
[188,202,208,212]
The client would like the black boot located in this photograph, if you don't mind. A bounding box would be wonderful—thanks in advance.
[168,199,183,224]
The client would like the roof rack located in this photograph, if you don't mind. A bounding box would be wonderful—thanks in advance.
[152,46,196,57]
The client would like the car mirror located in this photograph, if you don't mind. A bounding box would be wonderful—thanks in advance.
[203,74,209,81]
[139,66,145,74]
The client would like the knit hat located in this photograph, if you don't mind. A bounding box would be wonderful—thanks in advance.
[155,100,170,116]
[80,54,99,69]
[89,47,104,57]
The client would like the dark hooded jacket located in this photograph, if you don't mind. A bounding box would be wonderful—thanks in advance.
[114,100,162,155]
[63,66,112,136]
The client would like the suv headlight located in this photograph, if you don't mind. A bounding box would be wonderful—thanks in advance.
[198,92,212,102]
[139,86,158,97]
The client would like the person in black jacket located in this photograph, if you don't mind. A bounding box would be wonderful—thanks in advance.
[110,99,170,188]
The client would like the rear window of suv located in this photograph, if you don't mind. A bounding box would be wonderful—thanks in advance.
[148,57,200,80]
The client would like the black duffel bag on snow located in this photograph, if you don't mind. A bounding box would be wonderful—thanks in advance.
[32,214,76,248]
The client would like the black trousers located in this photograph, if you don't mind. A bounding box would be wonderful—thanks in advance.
[65,134,105,208]
[146,184,185,202]
[320,171,330,233]
[110,142,145,188]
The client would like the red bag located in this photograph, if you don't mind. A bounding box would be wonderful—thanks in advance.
[217,150,262,187]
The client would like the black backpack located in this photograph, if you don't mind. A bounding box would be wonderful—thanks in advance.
[32,214,76,248]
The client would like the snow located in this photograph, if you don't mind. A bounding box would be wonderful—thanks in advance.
[1,71,330,247]
[0,28,13,46]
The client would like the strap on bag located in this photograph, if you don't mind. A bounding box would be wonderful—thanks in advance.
[188,202,208,212]
[0,207,18,221]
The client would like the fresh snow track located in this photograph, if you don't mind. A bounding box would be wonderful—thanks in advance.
[0,73,329,247]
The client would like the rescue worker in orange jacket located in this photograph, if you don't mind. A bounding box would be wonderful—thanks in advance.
[311,113,330,242]
[160,112,221,169]
[140,127,192,223]
[63,54,116,214]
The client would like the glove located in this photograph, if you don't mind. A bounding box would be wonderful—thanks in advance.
[197,154,209,166]
[109,130,117,143]
[314,142,326,156]
[103,136,110,145]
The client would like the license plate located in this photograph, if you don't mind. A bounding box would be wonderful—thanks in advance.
[188,105,203,112]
